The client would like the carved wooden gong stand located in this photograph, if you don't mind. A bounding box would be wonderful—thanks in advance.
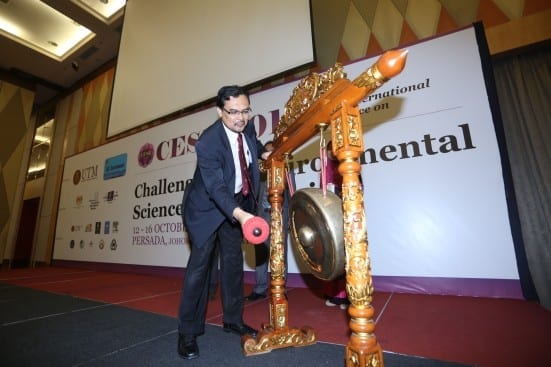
[242,49,408,367]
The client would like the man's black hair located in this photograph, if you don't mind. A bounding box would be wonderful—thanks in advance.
[216,85,249,108]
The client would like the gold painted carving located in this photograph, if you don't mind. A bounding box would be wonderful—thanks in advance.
[347,114,362,147]
[352,64,386,89]
[342,180,373,307]
[242,326,316,356]
[270,166,285,279]
[270,208,284,279]
[275,63,346,139]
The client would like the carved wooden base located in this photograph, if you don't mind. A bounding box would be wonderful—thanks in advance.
[345,305,384,366]
[242,323,316,356]
[346,345,384,367]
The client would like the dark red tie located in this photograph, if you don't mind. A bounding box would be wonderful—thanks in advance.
[237,133,250,196]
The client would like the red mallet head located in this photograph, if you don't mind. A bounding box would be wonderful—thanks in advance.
[243,216,269,245]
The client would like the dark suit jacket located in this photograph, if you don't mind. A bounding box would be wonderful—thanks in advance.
[183,119,263,247]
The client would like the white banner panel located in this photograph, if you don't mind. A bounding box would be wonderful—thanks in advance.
[54,26,521,297]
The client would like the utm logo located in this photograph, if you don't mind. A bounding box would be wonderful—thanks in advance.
[73,165,98,185]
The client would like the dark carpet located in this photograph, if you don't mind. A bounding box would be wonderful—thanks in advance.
[0,283,473,367]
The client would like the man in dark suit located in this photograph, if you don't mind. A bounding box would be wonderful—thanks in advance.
[177,85,270,360]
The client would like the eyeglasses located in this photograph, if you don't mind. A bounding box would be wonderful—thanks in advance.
[223,107,252,117]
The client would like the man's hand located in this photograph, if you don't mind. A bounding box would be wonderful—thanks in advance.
[233,207,254,225]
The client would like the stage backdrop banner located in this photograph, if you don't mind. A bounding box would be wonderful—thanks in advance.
[53,25,522,298]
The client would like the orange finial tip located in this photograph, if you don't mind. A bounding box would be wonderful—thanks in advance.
[376,49,408,78]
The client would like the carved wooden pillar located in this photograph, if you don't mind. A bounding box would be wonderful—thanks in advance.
[267,159,287,318]
[242,159,316,356]
[331,102,383,366]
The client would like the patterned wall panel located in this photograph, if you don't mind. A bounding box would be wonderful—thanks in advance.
[313,0,550,68]
[0,82,34,257]
[75,69,115,153]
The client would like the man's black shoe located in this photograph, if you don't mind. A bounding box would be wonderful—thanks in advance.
[244,292,266,301]
[178,334,199,359]
[223,323,258,338]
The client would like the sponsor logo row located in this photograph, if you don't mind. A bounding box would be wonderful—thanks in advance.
[69,238,118,251]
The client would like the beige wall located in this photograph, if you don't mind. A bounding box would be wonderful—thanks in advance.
[485,8,551,55]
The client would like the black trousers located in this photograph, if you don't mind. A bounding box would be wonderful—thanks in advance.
[177,193,251,336]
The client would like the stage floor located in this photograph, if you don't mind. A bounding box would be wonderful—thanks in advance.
[1,265,550,367]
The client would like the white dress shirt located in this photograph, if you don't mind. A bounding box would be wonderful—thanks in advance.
[223,124,251,194]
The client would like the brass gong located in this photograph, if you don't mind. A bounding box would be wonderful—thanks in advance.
[289,188,345,281]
